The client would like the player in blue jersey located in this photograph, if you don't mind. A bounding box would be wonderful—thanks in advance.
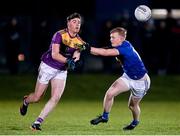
[19,12,86,131]
[87,27,151,130]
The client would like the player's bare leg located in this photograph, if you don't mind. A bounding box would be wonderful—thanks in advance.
[31,79,66,131]
[123,95,141,130]
[20,81,48,116]
[90,78,129,125]
[103,79,129,112]
[128,95,142,121]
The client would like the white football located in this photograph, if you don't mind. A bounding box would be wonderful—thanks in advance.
[134,5,151,21]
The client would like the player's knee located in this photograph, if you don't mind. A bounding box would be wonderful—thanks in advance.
[106,91,115,100]
[128,103,139,111]
[51,96,60,104]
[128,104,134,110]
[128,102,136,110]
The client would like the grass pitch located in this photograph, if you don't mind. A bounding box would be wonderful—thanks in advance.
[0,101,180,135]
[0,74,180,135]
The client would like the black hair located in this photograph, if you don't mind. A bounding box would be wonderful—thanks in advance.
[67,12,81,21]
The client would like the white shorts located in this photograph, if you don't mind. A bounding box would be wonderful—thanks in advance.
[120,73,151,98]
[37,62,67,84]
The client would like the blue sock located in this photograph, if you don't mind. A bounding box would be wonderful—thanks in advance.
[131,120,139,126]
[102,111,109,120]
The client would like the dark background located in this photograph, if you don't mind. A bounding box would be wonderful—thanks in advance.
[0,0,180,75]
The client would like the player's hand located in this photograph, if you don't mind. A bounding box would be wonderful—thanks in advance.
[82,43,91,54]
[74,43,91,53]
[74,60,83,71]
[66,58,76,71]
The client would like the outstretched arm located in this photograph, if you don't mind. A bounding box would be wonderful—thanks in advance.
[91,47,119,56]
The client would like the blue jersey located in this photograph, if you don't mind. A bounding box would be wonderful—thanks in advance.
[115,40,147,80]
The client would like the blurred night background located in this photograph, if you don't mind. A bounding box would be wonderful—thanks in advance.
[1,1,180,134]
[0,0,180,76]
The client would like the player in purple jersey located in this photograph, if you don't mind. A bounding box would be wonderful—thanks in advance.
[84,27,151,130]
[20,13,86,131]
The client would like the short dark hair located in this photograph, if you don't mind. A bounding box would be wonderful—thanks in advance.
[110,27,127,38]
[67,12,81,21]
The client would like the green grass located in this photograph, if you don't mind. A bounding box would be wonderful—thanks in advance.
[0,74,180,135]
[0,74,180,101]
[0,101,180,135]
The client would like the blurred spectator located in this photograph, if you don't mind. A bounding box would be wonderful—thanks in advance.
[140,20,155,74]
[30,16,51,72]
[114,10,134,42]
[97,19,114,73]
[167,16,180,74]
[153,20,169,75]
[3,17,22,74]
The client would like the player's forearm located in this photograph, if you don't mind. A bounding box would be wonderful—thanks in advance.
[91,47,107,56]
[52,52,67,63]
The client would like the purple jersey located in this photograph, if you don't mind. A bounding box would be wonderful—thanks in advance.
[41,29,85,70]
